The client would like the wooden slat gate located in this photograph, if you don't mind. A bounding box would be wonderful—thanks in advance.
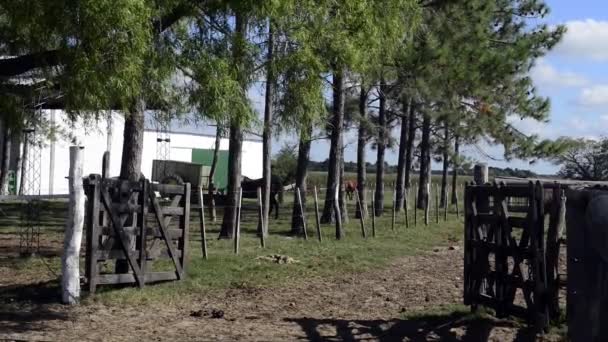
[84,175,191,293]
[464,181,548,330]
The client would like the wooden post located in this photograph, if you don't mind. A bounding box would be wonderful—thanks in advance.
[355,189,366,238]
[435,184,439,224]
[257,187,266,248]
[234,188,243,255]
[444,187,448,221]
[454,188,460,218]
[391,189,396,231]
[404,188,409,229]
[61,146,85,304]
[334,184,343,240]
[371,190,376,238]
[424,182,430,226]
[297,187,308,240]
[199,187,208,259]
[414,189,418,227]
[102,151,110,179]
[313,186,322,242]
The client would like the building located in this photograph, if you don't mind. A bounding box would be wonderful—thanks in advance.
[4,111,262,195]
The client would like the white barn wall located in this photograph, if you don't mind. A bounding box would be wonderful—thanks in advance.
[36,111,262,195]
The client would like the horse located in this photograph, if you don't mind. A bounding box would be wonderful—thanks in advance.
[241,175,283,219]
[345,180,357,200]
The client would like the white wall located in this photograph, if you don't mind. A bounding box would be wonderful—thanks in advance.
[35,111,262,195]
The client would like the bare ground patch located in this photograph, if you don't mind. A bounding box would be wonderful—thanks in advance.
[0,245,563,341]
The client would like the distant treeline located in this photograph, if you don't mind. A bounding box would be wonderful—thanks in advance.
[307,160,538,178]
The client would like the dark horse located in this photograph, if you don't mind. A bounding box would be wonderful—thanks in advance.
[241,175,283,219]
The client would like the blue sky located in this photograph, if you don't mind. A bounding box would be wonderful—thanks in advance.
[253,1,608,175]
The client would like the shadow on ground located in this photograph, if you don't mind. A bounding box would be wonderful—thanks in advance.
[0,280,70,335]
[286,311,542,342]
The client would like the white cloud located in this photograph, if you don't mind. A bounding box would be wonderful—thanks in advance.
[579,85,608,106]
[530,59,588,88]
[554,19,608,61]
[507,116,549,137]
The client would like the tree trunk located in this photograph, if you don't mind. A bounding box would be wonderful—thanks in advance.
[0,125,12,195]
[262,21,275,237]
[119,100,145,182]
[219,12,247,239]
[417,113,431,210]
[395,98,410,211]
[208,125,222,222]
[321,68,345,226]
[356,86,368,219]
[440,122,449,208]
[339,145,347,221]
[404,102,416,191]
[219,121,243,238]
[116,98,145,273]
[451,135,460,205]
[61,146,85,304]
[374,79,388,217]
[290,125,312,235]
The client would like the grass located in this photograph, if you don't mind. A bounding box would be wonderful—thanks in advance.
[1,189,465,307]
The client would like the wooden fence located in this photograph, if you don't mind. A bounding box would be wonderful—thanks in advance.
[84,175,190,293]
[464,181,566,331]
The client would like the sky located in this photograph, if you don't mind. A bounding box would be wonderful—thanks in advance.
[245,0,608,175]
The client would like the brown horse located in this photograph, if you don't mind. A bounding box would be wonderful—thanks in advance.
[345,180,357,200]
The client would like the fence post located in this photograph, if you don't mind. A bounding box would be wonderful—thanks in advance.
[199,188,208,259]
[371,190,376,237]
[414,188,418,227]
[313,186,322,242]
[391,189,396,231]
[297,187,308,240]
[257,187,266,248]
[404,188,409,229]
[356,189,366,238]
[234,188,243,255]
[61,146,85,304]
[334,184,343,240]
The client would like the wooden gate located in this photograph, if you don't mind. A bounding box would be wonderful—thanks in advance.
[464,181,548,330]
[84,175,191,293]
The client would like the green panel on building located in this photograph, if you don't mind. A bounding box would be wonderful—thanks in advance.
[191,148,229,190]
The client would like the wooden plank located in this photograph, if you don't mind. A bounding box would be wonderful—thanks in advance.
[150,183,186,196]
[100,188,145,288]
[97,271,178,284]
[85,175,101,293]
[159,206,185,216]
[149,191,184,279]
[181,183,191,276]
[100,226,183,239]
[313,186,322,242]
[97,248,183,260]
[138,180,148,278]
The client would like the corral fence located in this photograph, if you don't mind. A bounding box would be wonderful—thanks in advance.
[465,176,608,340]
[84,174,191,293]
[464,180,566,332]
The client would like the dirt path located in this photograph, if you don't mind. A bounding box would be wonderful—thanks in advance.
[1,246,561,341]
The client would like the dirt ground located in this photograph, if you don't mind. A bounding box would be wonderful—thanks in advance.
[0,245,565,342]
